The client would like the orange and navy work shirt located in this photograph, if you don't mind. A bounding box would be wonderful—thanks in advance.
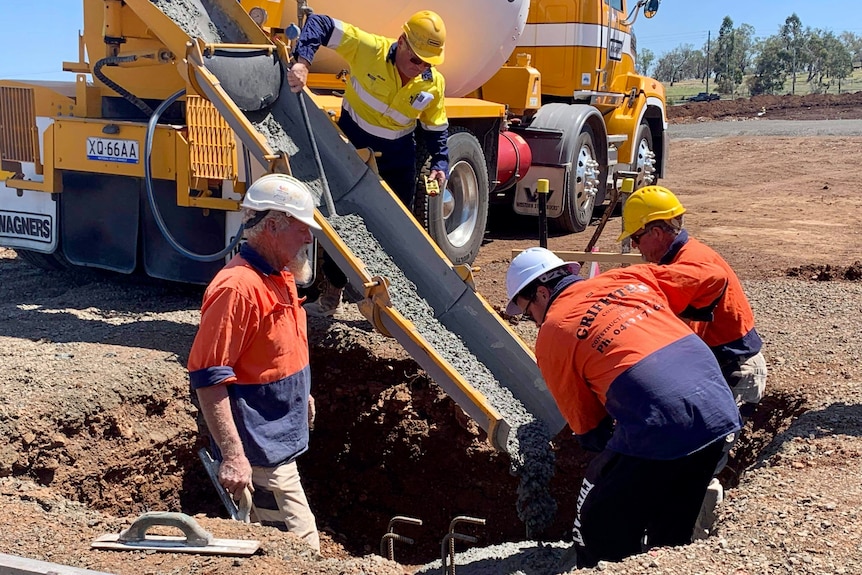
[187,244,311,468]
[660,230,763,364]
[535,263,742,460]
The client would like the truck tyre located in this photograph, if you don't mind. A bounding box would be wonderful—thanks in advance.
[414,128,489,265]
[634,122,658,188]
[554,124,601,233]
[16,248,71,271]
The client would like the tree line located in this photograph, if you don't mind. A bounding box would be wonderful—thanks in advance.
[637,14,862,96]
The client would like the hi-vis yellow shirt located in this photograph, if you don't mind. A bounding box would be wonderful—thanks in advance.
[317,18,448,140]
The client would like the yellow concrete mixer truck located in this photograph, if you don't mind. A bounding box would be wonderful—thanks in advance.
[275,0,667,264]
[0,0,665,281]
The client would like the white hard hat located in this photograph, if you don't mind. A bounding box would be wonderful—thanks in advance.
[241,173,321,230]
[505,247,579,316]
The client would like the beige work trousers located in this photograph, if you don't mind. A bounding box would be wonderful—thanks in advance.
[251,460,320,552]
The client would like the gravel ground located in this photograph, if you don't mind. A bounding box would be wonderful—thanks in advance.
[669,118,862,139]
[411,277,862,574]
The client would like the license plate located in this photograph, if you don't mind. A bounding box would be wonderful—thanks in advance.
[86,137,140,164]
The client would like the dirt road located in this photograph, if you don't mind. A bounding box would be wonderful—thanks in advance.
[1,102,862,574]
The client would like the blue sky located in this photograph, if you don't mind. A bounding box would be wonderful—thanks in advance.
[635,0,862,56]
[2,1,862,82]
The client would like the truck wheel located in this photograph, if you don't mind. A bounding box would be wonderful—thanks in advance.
[554,124,601,233]
[634,122,658,188]
[16,248,71,271]
[414,128,489,265]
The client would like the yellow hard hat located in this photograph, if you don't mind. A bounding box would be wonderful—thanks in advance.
[618,185,686,241]
[402,10,446,66]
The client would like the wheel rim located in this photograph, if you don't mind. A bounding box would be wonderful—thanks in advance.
[635,135,657,187]
[574,143,600,220]
[443,159,480,249]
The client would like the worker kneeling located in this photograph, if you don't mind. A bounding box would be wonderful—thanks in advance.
[506,248,742,567]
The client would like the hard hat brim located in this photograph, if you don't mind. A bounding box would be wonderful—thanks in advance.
[404,38,444,66]
[416,51,444,66]
[295,213,322,231]
[505,299,526,317]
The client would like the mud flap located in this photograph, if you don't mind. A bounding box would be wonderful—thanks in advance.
[61,171,139,273]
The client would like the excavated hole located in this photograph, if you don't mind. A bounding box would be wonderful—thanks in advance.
[16,337,809,566]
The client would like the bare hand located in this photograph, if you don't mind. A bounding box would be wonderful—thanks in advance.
[288,61,309,93]
[429,169,447,190]
[308,394,316,430]
[218,453,253,501]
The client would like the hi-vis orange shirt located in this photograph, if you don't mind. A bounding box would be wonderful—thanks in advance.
[188,244,311,468]
[535,263,742,460]
[660,231,762,364]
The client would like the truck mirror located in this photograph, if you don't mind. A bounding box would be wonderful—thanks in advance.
[643,0,660,18]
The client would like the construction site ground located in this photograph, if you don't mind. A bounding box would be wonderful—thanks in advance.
[2,91,861,574]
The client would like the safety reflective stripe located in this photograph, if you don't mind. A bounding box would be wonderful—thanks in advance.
[348,76,412,126]
[518,23,632,58]
[420,120,448,132]
[325,19,345,49]
[343,100,415,140]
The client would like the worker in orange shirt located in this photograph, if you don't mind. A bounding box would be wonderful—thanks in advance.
[188,174,321,551]
[618,184,768,538]
[618,185,767,417]
[506,247,742,567]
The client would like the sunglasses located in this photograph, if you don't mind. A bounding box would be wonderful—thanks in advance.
[404,43,430,68]
[630,227,650,246]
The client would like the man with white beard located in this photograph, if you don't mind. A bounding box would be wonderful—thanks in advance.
[187,173,321,551]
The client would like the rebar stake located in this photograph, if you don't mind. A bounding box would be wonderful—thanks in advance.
[380,515,422,562]
[440,516,485,575]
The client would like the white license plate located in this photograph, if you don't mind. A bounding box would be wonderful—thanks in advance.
[86,137,140,164]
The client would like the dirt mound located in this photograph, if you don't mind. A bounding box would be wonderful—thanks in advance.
[786,261,862,281]
[669,91,862,123]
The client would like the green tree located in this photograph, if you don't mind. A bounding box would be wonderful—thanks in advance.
[839,31,862,67]
[748,36,787,95]
[654,45,696,84]
[780,13,806,94]
[637,47,655,77]
[713,17,743,94]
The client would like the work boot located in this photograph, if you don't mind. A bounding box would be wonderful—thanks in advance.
[304,277,343,318]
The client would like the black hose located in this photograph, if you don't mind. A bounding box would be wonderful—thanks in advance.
[144,89,245,262]
[93,56,154,117]
[297,91,336,216]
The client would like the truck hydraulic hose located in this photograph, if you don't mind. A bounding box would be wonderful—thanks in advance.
[93,56,154,117]
[144,88,244,262]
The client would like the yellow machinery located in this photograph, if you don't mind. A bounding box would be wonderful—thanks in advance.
[237,0,667,264]
[0,0,667,450]
[0,0,565,452]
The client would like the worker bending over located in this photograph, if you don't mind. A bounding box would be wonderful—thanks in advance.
[506,247,742,567]
[188,174,321,552]
[618,185,769,538]
[618,185,767,418]
[288,11,450,317]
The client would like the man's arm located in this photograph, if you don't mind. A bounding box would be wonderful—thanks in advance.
[188,286,259,499]
[288,14,337,93]
[419,72,449,187]
[422,127,449,187]
[196,383,253,500]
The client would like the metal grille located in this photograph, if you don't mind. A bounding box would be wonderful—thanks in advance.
[0,87,39,164]
[186,95,237,181]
